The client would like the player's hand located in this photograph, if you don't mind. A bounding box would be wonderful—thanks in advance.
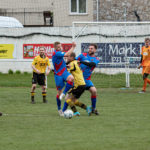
[46,71,50,76]
[77,60,81,64]
[138,64,141,69]
[72,42,76,48]
[36,70,41,74]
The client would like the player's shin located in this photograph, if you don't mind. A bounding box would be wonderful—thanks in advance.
[74,100,87,110]
[147,78,150,84]
[63,81,74,95]
[66,99,77,113]
[143,79,147,91]
[31,92,35,104]
[91,95,99,115]
[42,92,47,103]
[62,101,68,112]
[91,95,96,110]
[56,94,61,110]
[75,100,91,115]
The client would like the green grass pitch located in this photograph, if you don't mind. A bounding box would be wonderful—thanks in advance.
[0,73,150,150]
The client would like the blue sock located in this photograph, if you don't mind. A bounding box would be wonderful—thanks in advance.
[62,102,68,112]
[91,95,96,110]
[56,94,61,110]
[63,81,74,94]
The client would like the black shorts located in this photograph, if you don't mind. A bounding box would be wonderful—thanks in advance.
[69,85,86,99]
[85,86,94,90]
[32,72,46,86]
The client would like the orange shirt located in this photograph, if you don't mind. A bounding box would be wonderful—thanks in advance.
[141,46,150,66]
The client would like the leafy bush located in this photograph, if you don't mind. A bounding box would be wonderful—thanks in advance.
[23,72,29,75]
[8,69,14,74]
[15,70,21,74]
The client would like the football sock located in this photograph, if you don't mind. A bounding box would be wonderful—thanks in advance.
[74,100,87,110]
[91,95,96,110]
[143,79,147,91]
[42,92,46,101]
[56,94,61,110]
[62,101,68,112]
[63,81,74,94]
[147,78,150,84]
[66,99,77,113]
[31,92,35,101]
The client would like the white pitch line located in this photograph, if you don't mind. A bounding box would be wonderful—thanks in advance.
[3,113,50,117]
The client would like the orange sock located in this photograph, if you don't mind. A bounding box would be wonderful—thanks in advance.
[147,78,150,84]
[143,79,147,91]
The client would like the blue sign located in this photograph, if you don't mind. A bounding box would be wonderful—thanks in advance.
[81,43,144,68]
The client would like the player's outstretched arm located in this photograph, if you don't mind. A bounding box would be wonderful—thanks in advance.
[138,64,142,69]
[80,61,96,67]
[64,42,76,57]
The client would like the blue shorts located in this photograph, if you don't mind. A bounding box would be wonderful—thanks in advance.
[85,79,94,90]
[54,71,71,91]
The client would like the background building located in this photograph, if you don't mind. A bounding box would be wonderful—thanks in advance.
[0,0,93,26]
[0,0,150,27]
[94,0,150,22]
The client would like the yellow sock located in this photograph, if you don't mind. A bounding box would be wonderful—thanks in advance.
[31,92,35,101]
[42,92,47,101]
[75,100,86,110]
[66,99,77,113]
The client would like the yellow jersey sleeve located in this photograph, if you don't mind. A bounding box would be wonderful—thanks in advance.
[69,61,75,71]
[68,60,85,87]
[32,57,37,66]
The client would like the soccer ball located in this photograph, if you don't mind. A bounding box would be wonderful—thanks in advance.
[64,109,73,119]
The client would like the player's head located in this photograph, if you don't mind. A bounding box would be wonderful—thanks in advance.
[88,44,97,56]
[54,41,62,51]
[39,46,46,57]
[68,52,76,62]
[145,38,150,47]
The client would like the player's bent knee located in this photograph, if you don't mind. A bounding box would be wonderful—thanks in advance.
[57,90,62,96]
[92,90,97,96]
[143,73,149,80]
[67,75,74,82]
[42,86,46,91]
[32,84,36,89]
[90,87,97,95]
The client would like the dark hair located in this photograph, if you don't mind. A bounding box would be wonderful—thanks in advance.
[54,41,60,49]
[145,38,150,42]
[89,43,97,49]
[70,52,76,58]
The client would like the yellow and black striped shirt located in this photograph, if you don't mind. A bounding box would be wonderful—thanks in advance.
[68,60,85,88]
